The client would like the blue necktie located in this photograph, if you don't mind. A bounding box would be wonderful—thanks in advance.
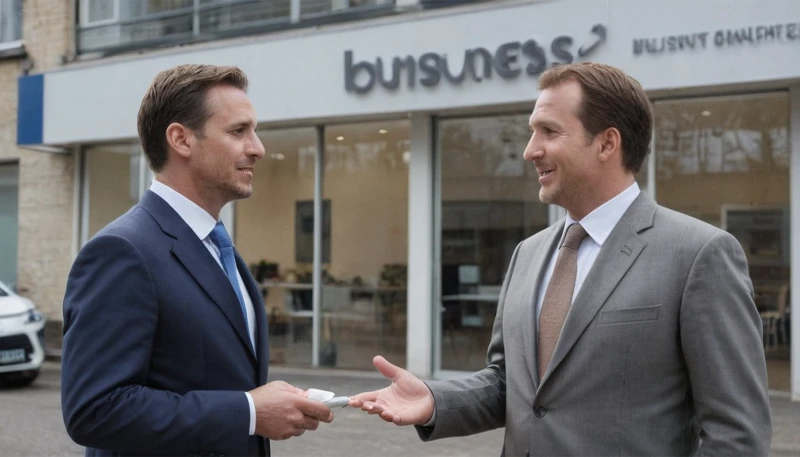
[208,221,250,342]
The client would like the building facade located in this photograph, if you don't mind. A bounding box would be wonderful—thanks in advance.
[7,0,800,401]
[2,0,76,352]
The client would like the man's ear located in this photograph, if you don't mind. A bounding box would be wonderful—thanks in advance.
[597,127,622,164]
[165,123,193,159]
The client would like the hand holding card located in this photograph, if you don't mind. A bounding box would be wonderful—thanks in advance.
[306,388,350,408]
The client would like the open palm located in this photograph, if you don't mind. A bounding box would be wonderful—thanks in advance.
[349,356,434,426]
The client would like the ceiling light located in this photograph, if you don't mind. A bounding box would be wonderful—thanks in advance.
[701,110,711,117]
[275,153,285,160]
[336,136,344,141]
[378,129,388,134]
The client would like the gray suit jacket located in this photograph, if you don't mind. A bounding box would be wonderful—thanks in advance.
[418,193,771,456]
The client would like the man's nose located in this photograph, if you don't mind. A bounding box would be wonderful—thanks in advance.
[523,135,542,161]
[250,133,265,159]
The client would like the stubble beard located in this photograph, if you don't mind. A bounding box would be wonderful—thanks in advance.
[220,180,252,202]
[539,185,558,206]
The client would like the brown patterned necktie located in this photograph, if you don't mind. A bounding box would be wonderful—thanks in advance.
[537,223,589,381]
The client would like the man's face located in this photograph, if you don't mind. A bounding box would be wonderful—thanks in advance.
[523,79,602,218]
[190,85,265,208]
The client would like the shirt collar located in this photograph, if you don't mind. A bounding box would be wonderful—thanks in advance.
[563,182,641,247]
[149,179,218,240]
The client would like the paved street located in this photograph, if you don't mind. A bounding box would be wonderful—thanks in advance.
[1,361,799,456]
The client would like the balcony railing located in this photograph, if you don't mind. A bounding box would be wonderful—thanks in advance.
[76,0,396,56]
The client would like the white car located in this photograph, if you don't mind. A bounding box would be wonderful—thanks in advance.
[0,280,45,386]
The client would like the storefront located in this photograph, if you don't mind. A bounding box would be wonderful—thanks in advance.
[18,0,800,397]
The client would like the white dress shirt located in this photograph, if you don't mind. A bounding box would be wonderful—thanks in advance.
[535,182,641,329]
[150,180,258,436]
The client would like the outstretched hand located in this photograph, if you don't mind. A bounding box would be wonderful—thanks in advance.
[348,355,434,426]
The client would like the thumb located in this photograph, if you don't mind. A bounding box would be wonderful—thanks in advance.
[373,355,403,381]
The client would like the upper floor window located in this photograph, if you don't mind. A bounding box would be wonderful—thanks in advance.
[77,0,394,56]
[0,0,22,45]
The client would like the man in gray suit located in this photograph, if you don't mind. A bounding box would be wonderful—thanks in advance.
[350,62,772,456]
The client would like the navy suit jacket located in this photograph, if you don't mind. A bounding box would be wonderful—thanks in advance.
[62,191,270,456]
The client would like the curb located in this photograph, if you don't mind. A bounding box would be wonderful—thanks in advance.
[44,349,62,362]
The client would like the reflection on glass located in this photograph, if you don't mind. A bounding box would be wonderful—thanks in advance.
[655,92,790,391]
[200,0,291,34]
[85,144,141,239]
[236,127,316,367]
[321,120,409,370]
[0,164,19,286]
[439,114,548,371]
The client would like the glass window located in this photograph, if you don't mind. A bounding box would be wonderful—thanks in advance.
[0,163,19,287]
[322,120,409,369]
[236,127,316,367]
[85,144,142,239]
[438,114,549,371]
[78,0,395,54]
[0,0,22,43]
[654,92,790,392]
[84,0,117,24]
[200,1,291,34]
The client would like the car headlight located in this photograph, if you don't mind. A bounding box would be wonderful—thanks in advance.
[26,309,44,324]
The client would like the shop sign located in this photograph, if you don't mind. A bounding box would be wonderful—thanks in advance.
[345,24,607,94]
[633,21,800,56]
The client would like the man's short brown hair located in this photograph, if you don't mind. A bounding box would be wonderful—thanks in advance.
[137,64,248,172]
[538,62,652,174]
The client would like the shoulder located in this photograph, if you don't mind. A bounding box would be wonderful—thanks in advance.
[653,205,732,242]
[650,205,743,263]
[78,205,166,262]
[93,205,164,245]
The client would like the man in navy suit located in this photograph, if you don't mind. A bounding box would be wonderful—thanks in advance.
[61,64,333,457]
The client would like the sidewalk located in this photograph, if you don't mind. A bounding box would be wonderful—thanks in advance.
[268,365,800,457]
[768,390,800,456]
[43,360,800,456]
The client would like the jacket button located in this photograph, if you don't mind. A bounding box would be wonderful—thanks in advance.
[534,405,547,417]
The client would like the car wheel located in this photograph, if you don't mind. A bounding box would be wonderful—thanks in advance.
[0,369,39,388]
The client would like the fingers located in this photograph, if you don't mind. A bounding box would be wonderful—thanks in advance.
[373,355,403,381]
[381,410,401,424]
[296,397,334,423]
[361,401,399,424]
[288,416,320,438]
[303,416,320,432]
[348,389,380,407]
[272,413,322,440]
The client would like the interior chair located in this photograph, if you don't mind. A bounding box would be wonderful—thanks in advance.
[761,282,789,350]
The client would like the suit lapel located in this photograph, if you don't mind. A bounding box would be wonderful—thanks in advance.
[521,222,564,388]
[540,193,656,385]
[172,237,257,361]
[236,252,270,384]
[139,191,257,363]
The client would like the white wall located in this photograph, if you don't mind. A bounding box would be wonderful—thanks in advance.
[42,0,800,144]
